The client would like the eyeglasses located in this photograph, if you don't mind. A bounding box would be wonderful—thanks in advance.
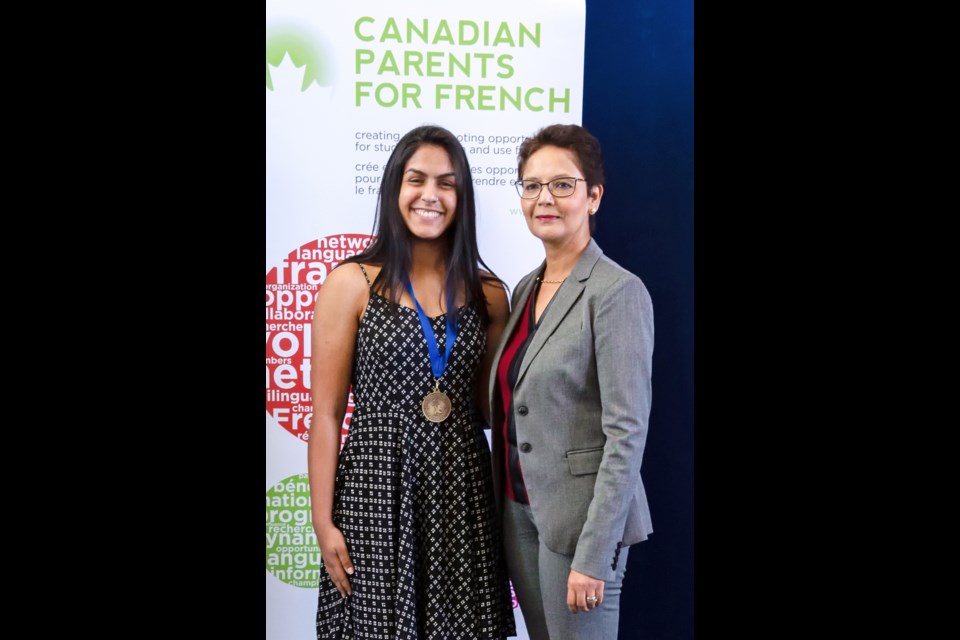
[513,177,586,199]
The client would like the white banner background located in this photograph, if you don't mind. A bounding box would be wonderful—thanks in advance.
[267,2,585,638]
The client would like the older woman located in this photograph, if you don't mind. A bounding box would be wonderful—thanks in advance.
[489,124,654,640]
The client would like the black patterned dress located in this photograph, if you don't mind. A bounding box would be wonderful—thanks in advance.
[316,288,516,640]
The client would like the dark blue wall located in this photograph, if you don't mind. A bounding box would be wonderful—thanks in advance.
[583,2,694,638]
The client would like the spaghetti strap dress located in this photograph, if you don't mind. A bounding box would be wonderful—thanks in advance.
[316,266,516,640]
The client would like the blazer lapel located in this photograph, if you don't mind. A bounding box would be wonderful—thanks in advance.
[515,239,604,386]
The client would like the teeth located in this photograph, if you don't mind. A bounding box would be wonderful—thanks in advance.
[413,209,442,219]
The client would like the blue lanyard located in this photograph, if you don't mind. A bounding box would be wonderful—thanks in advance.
[403,277,458,380]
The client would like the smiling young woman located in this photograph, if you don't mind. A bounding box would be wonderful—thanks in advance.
[398,144,459,244]
[308,125,516,640]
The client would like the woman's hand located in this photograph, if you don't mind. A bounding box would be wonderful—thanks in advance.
[318,524,355,598]
[567,568,604,613]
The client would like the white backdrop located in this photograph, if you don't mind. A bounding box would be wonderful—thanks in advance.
[266,2,585,637]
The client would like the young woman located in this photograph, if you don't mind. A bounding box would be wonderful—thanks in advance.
[309,125,516,639]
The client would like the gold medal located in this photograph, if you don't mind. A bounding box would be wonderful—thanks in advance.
[422,379,452,423]
[403,277,457,424]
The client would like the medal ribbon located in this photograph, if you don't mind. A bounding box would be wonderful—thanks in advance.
[403,277,458,381]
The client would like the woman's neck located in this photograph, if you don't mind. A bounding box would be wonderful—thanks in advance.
[542,234,590,281]
[406,240,453,312]
[409,239,448,277]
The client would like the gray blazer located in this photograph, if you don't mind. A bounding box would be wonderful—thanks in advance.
[488,238,654,581]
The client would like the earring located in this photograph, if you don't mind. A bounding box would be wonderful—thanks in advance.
[588,208,595,215]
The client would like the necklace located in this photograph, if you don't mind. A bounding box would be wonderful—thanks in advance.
[536,276,566,284]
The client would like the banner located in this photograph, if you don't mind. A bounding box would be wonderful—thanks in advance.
[267,2,586,638]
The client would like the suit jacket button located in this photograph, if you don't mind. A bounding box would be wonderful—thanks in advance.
[517,405,529,416]
[519,443,532,453]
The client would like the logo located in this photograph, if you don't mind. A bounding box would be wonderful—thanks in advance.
[266,234,374,443]
[266,473,319,588]
[266,23,336,91]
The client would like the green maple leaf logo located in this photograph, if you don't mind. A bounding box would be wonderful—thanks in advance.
[266,25,335,91]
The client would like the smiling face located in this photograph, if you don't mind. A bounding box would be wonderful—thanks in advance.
[520,145,602,248]
[398,144,458,243]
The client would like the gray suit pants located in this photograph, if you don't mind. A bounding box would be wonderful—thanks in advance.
[503,499,630,640]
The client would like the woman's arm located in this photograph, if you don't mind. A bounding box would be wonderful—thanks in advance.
[571,274,654,582]
[307,264,368,598]
[477,275,509,427]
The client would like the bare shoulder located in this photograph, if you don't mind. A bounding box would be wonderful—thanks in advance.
[315,263,372,319]
[480,270,508,298]
[480,270,509,319]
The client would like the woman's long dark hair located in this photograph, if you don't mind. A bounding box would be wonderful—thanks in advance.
[342,124,501,326]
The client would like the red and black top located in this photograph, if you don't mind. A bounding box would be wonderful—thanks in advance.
[496,281,553,504]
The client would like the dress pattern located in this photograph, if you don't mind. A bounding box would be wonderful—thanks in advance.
[316,290,516,640]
